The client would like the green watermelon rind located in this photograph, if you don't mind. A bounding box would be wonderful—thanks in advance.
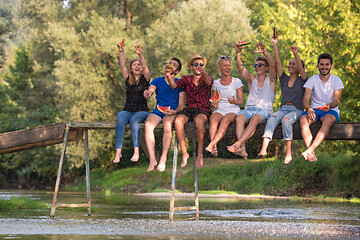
[157,105,170,113]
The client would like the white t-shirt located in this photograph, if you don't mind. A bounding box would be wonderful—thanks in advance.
[245,76,275,115]
[304,73,344,114]
[212,77,243,115]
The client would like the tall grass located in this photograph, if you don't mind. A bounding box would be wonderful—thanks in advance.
[0,197,49,210]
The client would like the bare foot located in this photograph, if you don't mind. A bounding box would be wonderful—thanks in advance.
[181,152,189,168]
[227,144,237,154]
[211,148,218,157]
[235,146,248,158]
[301,150,310,160]
[113,150,122,163]
[258,150,267,158]
[196,154,203,168]
[307,152,318,162]
[147,159,158,172]
[157,156,167,172]
[205,144,218,157]
[284,155,292,164]
[204,145,212,154]
[131,154,139,162]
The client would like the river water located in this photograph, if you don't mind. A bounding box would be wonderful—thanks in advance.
[0,190,359,239]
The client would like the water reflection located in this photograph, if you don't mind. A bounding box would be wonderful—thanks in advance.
[0,190,359,239]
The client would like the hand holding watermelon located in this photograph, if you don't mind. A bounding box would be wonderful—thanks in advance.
[117,38,125,52]
[239,40,251,46]
[157,105,170,114]
[316,106,330,111]
[210,91,221,102]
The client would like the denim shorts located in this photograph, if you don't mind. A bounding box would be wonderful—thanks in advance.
[300,108,339,122]
[151,108,166,119]
[238,107,270,123]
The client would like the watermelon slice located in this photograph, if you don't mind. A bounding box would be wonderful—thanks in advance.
[117,38,125,48]
[316,106,329,110]
[239,40,251,46]
[210,91,221,102]
[168,63,174,69]
[273,27,278,38]
[157,105,170,114]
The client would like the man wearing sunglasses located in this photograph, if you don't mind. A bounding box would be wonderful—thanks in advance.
[299,53,344,162]
[168,54,213,168]
[227,41,277,157]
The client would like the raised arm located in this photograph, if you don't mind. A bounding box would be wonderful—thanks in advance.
[272,35,283,78]
[232,41,254,85]
[118,44,129,80]
[165,68,178,89]
[290,46,307,80]
[134,45,151,81]
[255,42,277,94]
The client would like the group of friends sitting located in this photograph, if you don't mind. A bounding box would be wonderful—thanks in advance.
[112,34,344,172]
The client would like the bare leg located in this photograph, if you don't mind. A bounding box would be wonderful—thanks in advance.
[145,115,162,172]
[284,140,293,164]
[205,113,223,155]
[300,115,316,160]
[157,115,176,172]
[206,113,236,156]
[228,115,263,157]
[303,115,336,162]
[227,115,247,153]
[131,147,140,162]
[113,149,122,163]
[194,114,208,168]
[258,137,271,157]
[174,114,189,168]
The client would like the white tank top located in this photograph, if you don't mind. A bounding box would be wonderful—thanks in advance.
[245,76,275,115]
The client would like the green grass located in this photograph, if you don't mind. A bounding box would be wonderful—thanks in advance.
[0,197,49,210]
[69,151,360,200]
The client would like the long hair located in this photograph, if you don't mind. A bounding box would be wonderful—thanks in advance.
[127,59,143,85]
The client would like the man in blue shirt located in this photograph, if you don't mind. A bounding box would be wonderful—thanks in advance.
[144,58,185,172]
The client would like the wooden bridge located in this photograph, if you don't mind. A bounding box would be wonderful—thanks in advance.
[0,121,359,219]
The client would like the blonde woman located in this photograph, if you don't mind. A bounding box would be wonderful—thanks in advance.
[205,56,243,156]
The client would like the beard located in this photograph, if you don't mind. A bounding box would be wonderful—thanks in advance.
[319,68,331,76]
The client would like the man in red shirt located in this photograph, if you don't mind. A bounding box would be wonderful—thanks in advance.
[167,55,213,168]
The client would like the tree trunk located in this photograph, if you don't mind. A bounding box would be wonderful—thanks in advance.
[124,0,131,32]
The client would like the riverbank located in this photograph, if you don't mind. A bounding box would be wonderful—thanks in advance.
[70,151,360,199]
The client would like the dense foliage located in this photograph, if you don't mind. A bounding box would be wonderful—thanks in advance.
[0,0,359,189]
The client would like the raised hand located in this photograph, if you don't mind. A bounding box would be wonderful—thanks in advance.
[290,45,298,54]
[254,41,266,54]
[134,44,143,55]
[117,43,125,52]
[271,34,278,44]
[232,41,244,53]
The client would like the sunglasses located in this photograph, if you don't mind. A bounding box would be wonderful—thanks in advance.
[193,63,204,67]
[253,63,267,68]
[220,56,231,60]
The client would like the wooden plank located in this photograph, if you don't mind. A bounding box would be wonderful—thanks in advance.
[184,122,360,140]
[0,123,84,155]
[173,206,198,211]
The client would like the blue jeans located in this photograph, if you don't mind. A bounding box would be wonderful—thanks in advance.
[115,110,149,149]
[262,105,303,141]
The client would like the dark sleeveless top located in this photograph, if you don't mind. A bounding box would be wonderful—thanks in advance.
[123,75,149,112]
